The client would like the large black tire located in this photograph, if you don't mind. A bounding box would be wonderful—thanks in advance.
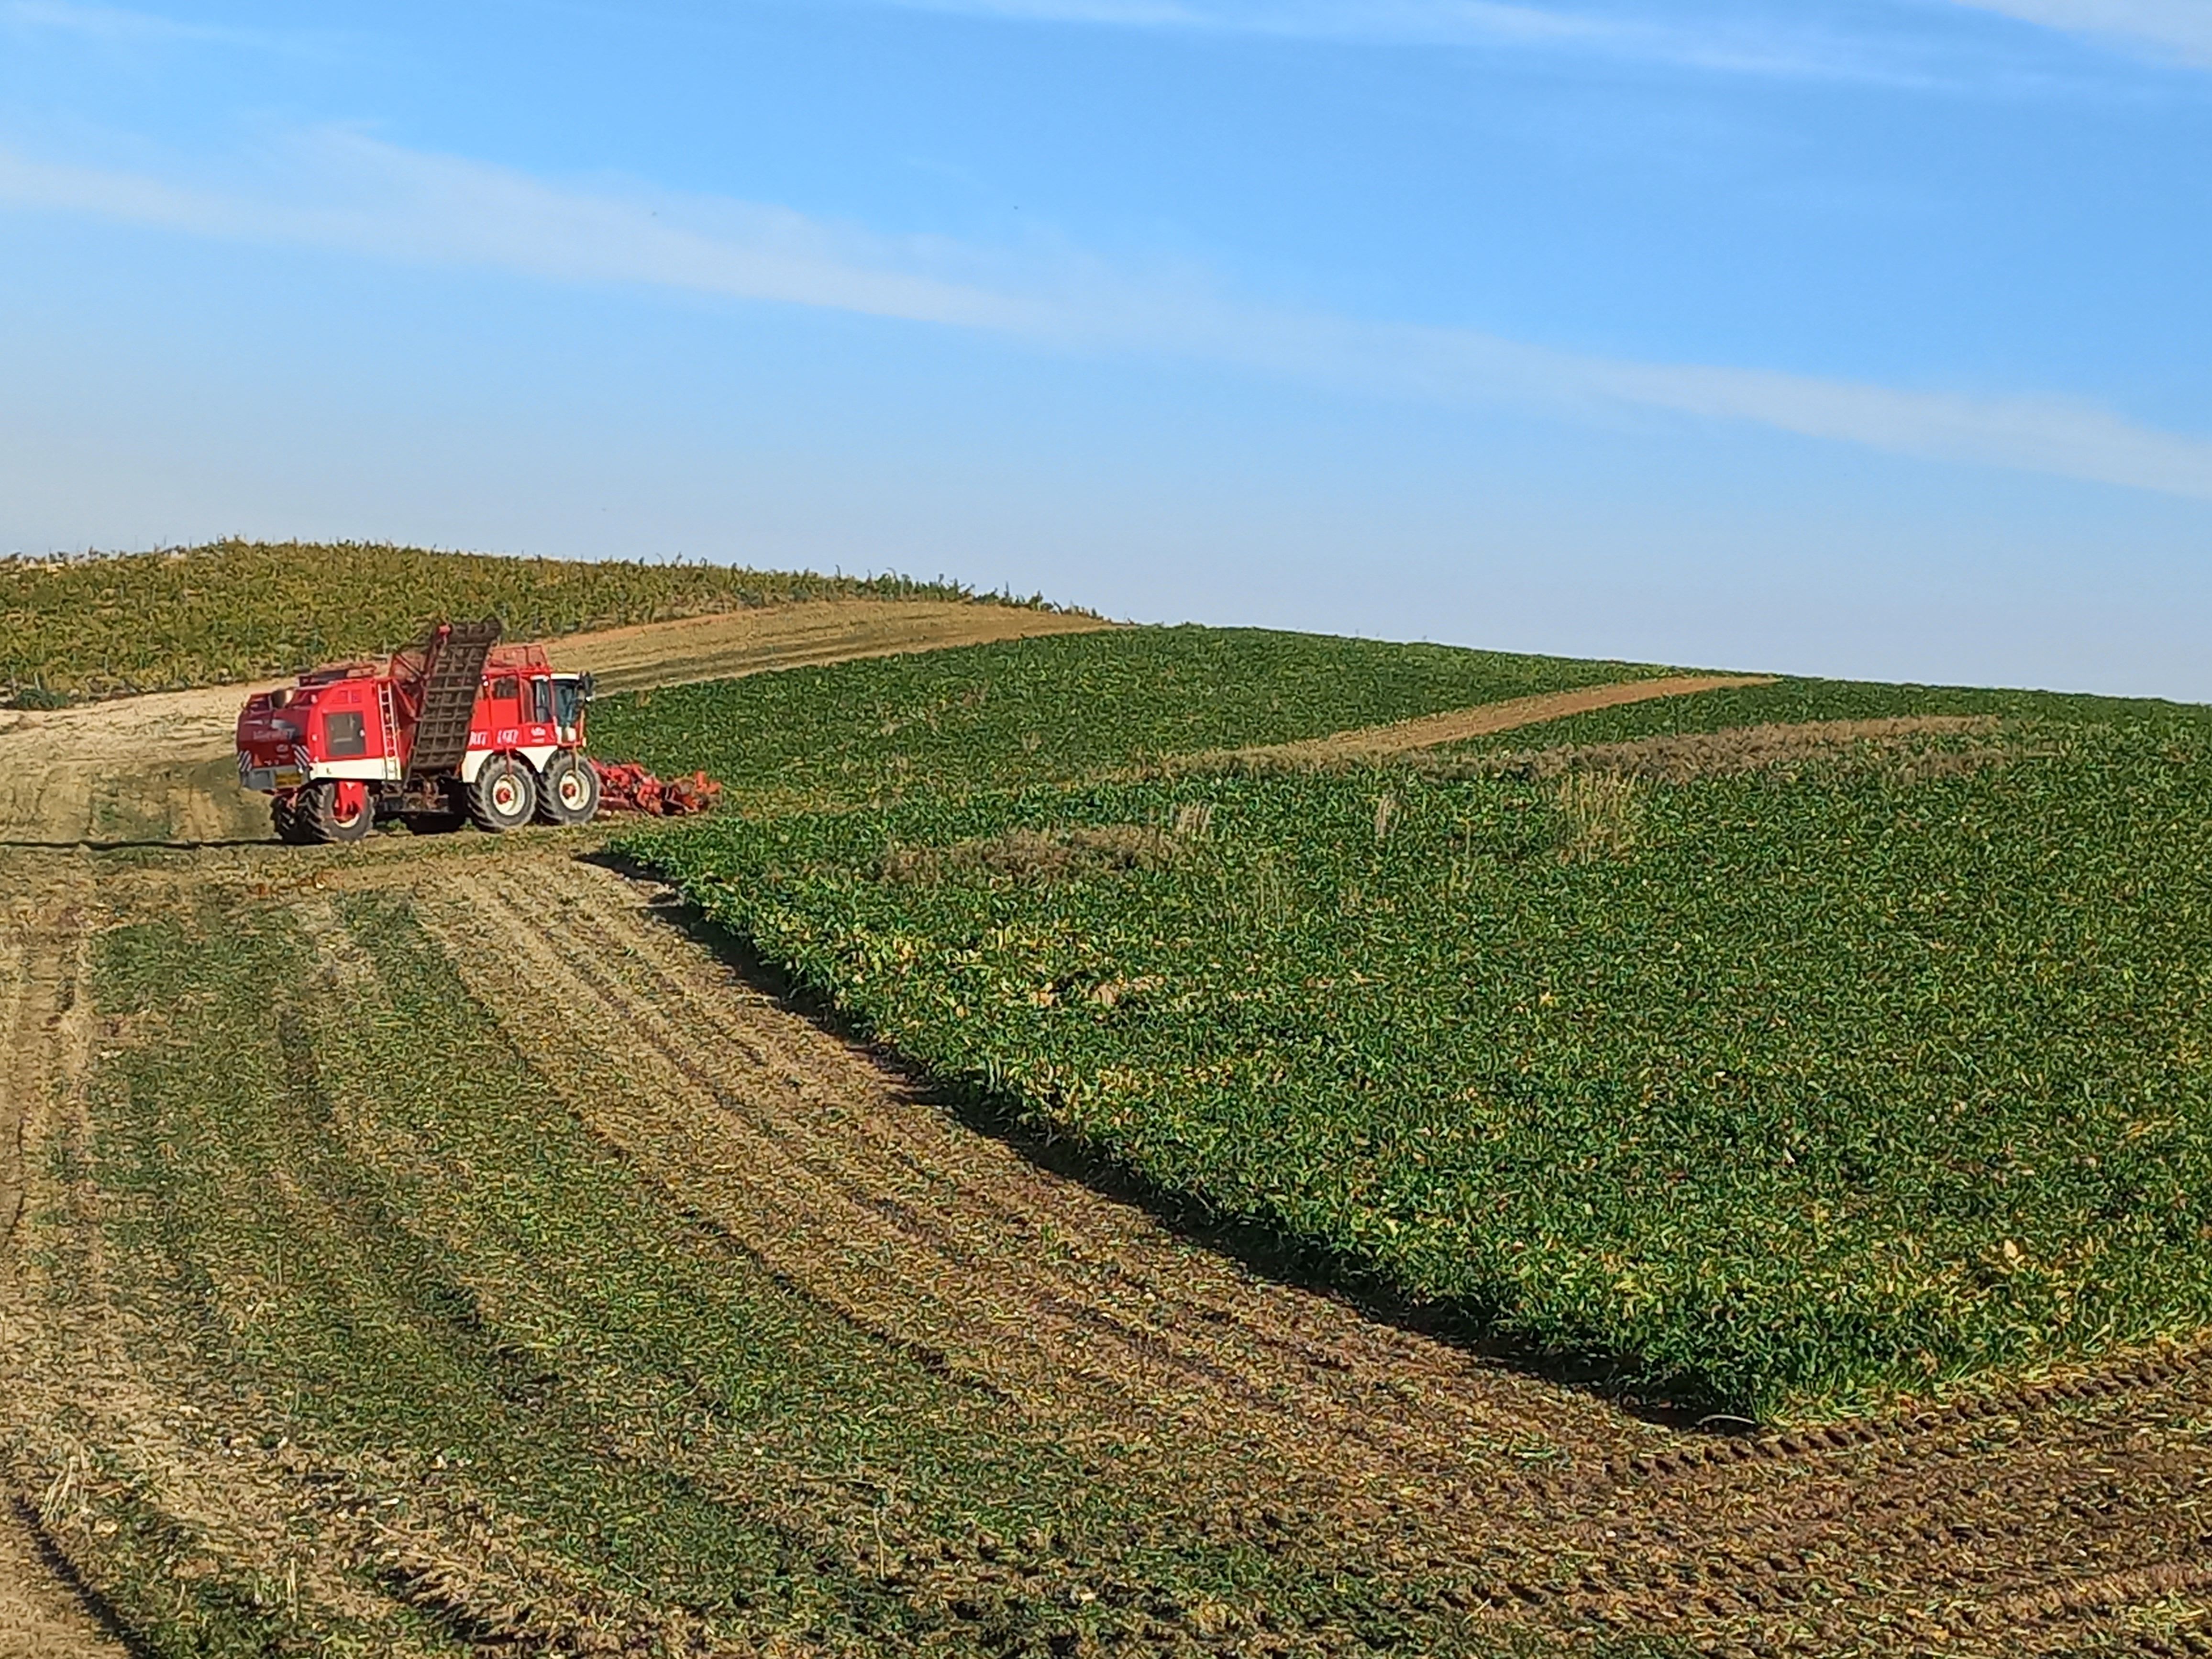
[468,754,538,834]
[270,796,306,844]
[301,781,374,844]
[535,751,600,826]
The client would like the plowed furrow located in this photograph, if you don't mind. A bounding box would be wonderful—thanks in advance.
[418,860,1634,1533]
[392,850,2212,1653]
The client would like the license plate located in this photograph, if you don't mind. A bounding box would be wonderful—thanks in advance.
[273,769,304,788]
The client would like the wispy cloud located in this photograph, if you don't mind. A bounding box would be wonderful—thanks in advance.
[884,0,1954,81]
[850,0,2212,83]
[874,0,1602,41]
[2,0,332,55]
[1943,0,2212,66]
[3,131,2208,502]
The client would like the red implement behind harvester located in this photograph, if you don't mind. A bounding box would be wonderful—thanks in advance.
[591,761,722,817]
[236,618,720,844]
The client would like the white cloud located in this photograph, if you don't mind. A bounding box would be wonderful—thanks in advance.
[876,0,1602,41]
[1943,0,2212,64]
[841,0,2002,85]
[3,132,2209,503]
[0,0,302,50]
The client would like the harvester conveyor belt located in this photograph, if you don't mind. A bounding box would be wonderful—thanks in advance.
[403,618,503,781]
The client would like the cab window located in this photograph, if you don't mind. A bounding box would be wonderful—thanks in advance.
[323,710,367,759]
[489,677,519,706]
[531,678,553,723]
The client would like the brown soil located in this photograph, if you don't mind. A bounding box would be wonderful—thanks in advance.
[0,1503,128,1659]
[1206,673,1778,769]
[0,598,1114,846]
[548,596,1111,693]
[0,858,129,1659]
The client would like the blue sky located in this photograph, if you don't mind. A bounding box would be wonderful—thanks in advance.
[2,0,2208,695]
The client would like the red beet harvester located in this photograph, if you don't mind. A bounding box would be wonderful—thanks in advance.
[235,619,600,844]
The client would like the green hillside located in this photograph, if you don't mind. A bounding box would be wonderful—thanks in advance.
[618,628,2212,1420]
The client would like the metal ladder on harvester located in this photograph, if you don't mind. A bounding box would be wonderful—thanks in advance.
[402,618,503,784]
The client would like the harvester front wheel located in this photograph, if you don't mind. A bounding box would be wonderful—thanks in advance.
[468,755,538,834]
[302,781,374,844]
[536,751,600,826]
[269,796,312,844]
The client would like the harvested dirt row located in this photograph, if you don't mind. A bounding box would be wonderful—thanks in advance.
[1200,674,1778,769]
[551,596,1110,693]
[0,598,1114,846]
[385,846,2211,1656]
[402,852,1659,1526]
[0,857,133,1659]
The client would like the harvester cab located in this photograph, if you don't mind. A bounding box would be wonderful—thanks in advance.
[236,618,601,844]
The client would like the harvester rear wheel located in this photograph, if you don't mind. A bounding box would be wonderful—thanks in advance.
[468,755,538,834]
[301,781,374,844]
[535,751,600,826]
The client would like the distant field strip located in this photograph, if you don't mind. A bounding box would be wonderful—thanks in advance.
[588,626,1677,811]
[0,540,1025,700]
[0,600,1109,846]
[552,597,1113,693]
[1208,674,1778,766]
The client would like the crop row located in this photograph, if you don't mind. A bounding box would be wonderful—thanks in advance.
[626,727,2212,1419]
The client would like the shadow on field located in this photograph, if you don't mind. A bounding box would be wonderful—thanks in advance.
[0,838,278,852]
[587,848,1737,1434]
[9,1495,160,1659]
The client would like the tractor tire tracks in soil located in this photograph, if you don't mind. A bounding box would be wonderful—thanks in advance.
[0,856,136,1659]
[380,848,2211,1657]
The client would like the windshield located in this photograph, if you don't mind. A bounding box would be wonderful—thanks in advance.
[554,677,585,729]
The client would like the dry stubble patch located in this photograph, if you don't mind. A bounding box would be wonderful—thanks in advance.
[1469,715,2012,785]
[66,862,1498,1656]
[0,860,455,1656]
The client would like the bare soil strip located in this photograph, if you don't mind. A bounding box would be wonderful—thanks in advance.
[1204,673,1778,768]
[385,847,2210,1656]
[0,857,131,1659]
[0,1501,129,1659]
[0,599,1114,846]
[549,597,1111,694]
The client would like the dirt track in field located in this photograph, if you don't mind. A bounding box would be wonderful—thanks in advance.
[1210,673,1778,768]
[0,863,132,1659]
[0,599,1112,846]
